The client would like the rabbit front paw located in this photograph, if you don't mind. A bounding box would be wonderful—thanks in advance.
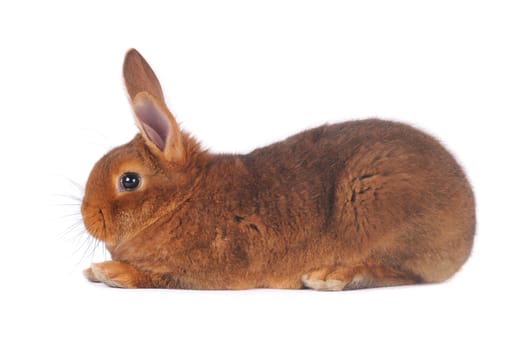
[83,267,100,283]
[84,261,145,288]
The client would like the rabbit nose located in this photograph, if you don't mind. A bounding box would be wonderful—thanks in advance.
[80,198,96,224]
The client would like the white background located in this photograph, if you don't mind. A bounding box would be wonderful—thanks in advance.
[1,1,525,349]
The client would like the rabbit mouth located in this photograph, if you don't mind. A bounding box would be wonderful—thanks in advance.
[93,207,110,243]
[98,208,107,233]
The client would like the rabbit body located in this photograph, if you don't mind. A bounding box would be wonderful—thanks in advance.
[82,50,475,290]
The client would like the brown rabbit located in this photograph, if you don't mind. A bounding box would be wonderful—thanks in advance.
[81,49,475,290]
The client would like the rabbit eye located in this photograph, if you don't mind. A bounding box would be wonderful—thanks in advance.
[120,172,141,191]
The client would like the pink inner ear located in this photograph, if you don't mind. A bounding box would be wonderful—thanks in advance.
[142,123,166,150]
[134,97,171,151]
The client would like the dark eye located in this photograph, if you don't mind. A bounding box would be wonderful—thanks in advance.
[120,172,141,191]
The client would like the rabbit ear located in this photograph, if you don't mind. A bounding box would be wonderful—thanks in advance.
[123,49,186,163]
[132,92,186,163]
[123,48,165,103]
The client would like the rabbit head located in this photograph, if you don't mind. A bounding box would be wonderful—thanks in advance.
[81,49,206,250]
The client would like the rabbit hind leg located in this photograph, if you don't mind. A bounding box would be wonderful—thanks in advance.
[301,264,422,291]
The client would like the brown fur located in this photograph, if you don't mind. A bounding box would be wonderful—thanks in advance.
[81,49,475,290]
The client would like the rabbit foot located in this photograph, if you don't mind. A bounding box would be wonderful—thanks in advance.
[83,267,100,283]
[85,261,146,288]
[302,265,423,291]
[301,277,348,291]
[301,266,356,291]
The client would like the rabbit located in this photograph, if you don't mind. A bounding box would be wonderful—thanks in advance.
[81,49,475,290]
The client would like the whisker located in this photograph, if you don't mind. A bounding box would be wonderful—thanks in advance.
[65,177,85,193]
[58,212,83,219]
[55,218,83,231]
[51,174,85,195]
[58,221,84,240]
[102,242,108,260]
[73,234,93,257]
[52,193,82,203]
[90,239,103,262]
[80,236,96,263]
